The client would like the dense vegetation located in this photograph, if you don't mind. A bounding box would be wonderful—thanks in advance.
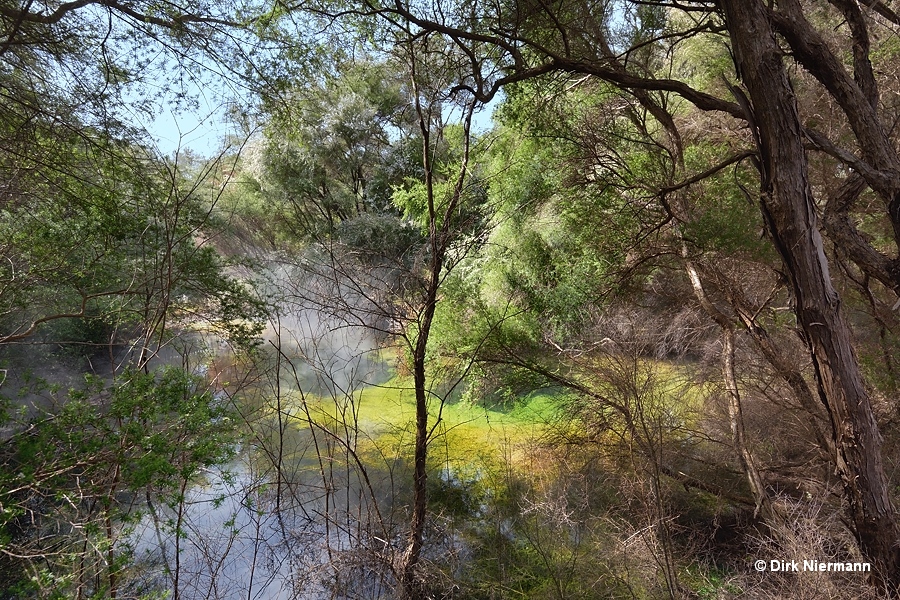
[4,0,900,598]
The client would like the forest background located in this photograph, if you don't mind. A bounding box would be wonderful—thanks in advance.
[3,0,900,598]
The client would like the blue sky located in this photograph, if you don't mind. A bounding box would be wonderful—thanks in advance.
[144,102,232,157]
[132,62,499,158]
[115,50,250,158]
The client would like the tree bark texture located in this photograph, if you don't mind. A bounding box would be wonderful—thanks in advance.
[721,0,900,590]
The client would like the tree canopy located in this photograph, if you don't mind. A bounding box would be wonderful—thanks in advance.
[7,0,900,598]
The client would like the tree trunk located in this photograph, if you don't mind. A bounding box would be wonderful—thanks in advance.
[685,261,774,521]
[721,0,900,590]
[399,312,433,600]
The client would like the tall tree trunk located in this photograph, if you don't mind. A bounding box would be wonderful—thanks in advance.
[400,307,434,600]
[721,0,900,589]
[397,46,476,597]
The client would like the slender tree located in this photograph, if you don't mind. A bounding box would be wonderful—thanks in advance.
[292,0,900,589]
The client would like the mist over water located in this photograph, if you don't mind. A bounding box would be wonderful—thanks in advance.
[132,257,402,600]
[0,247,406,599]
[263,305,390,398]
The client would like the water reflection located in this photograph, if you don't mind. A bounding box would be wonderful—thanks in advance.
[131,301,401,599]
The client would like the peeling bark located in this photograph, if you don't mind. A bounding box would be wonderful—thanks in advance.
[721,0,900,589]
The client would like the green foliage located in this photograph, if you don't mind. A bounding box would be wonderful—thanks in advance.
[485,130,563,215]
[428,262,546,381]
[0,131,266,350]
[679,145,770,258]
[250,59,418,241]
[390,131,490,254]
[0,2,264,597]
[334,213,424,262]
[0,367,238,597]
[448,448,680,600]
[680,563,741,599]
[11,0,900,595]
[670,18,732,95]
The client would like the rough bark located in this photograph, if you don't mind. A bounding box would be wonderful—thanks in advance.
[769,0,900,250]
[401,310,432,600]
[728,288,835,461]
[721,0,900,590]
[822,175,900,294]
[398,62,438,598]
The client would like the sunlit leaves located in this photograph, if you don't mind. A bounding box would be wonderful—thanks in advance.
[0,367,237,597]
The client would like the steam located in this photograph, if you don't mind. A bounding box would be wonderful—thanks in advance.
[129,251,402,600]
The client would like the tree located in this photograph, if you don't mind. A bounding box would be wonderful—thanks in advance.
[0,3,270,596]
[721,1,900,586]
[0,0,267,352]
[0,367,238,598]
[245,43,492,594]
[283,0,900,590]
[250,59,419,243]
